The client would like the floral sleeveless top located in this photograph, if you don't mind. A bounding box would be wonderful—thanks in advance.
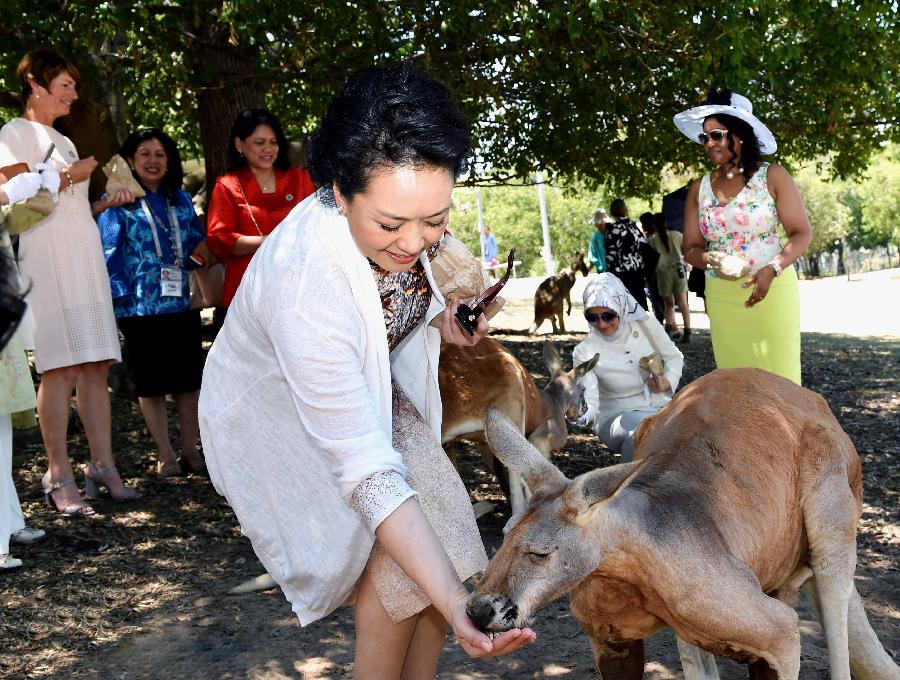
[698,162,782,276]
[369,242,439,352]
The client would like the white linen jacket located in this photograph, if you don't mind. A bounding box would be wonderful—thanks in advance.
[572,316,684,426]
[198,193,446,626]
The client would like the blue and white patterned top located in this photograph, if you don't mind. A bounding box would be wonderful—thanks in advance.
[98,188,206,318]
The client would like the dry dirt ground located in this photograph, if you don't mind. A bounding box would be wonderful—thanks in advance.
[1,288,898,679]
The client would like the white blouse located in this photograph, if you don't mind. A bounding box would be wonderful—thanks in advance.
[198,193,446,626]
[572,316,684,425]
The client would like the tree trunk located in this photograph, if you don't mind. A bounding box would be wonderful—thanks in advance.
[188,2,268,198]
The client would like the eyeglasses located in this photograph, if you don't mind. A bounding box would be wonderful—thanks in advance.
[698,129,729,145]
[585,311,619,324]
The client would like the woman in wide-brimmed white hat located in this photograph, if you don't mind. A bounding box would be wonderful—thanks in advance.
[675,89,811,385]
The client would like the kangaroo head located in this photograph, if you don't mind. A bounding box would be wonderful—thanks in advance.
[542,340,599,425]
[468,408,641,632]
[571,251,589,277]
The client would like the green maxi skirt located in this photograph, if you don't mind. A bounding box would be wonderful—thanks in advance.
[705,265,801,385]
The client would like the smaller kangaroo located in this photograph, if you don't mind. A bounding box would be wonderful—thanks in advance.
[529,252,589,334]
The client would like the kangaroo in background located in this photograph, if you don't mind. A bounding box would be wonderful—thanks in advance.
[529,251,589,334]
[440,338,598,516]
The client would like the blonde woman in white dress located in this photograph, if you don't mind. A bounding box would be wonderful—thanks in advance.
[0,49,140,517]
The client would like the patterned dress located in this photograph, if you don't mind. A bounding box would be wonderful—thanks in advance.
[604,218,644,274]
[698,163,801,384]
[352,242,487,623]
[698,162,782,276]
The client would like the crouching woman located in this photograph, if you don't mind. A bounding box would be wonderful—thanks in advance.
[573,273,684,461]
[198,64,534,679]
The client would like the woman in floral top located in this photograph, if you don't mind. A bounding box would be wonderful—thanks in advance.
[98,129,208,476]
[675,89,811,384]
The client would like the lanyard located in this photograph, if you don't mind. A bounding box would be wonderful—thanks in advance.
[140,198,183,267]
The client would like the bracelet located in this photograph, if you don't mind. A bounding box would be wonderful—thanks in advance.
[768,259,783,276]
[62,167,75,194]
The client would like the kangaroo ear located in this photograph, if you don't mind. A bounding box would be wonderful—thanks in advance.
[579,461,642,506]
[485,407,567,495]
[573,353,599,380]
[543,340,562,375]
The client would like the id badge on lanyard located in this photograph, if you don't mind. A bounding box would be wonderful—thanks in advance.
[140,199,185,298]
[160,267,183,296]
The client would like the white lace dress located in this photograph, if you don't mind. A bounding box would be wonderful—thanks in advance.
[0,118,120,372]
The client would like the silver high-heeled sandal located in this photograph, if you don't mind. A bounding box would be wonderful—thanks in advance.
[41,473,96,517]
[83,463,142,501]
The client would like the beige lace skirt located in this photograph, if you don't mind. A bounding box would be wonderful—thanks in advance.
[364,383,488,623]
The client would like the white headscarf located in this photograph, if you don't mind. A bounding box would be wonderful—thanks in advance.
[582,273,648,343]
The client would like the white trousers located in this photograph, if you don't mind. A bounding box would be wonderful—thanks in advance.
[594,409,659,462]
[1,413,26,554]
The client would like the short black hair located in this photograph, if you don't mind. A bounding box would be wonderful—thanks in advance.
[307,63,471,203]
[610,198,628,218]
[703,88,762,181]
[226,109,292,173]
[119,129,184,198]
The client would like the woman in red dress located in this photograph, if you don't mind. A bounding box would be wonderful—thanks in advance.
[206,109,315,306]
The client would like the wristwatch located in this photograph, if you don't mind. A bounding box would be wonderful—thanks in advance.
[768,260,783,276]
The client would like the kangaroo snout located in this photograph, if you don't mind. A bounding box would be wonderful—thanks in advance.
[466,593,519,633]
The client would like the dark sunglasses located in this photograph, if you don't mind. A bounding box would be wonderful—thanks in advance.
[698,129,728,144]
[585,311,618,324]
[454,248,516,336]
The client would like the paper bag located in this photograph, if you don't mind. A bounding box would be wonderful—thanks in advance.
[103,154,146,199]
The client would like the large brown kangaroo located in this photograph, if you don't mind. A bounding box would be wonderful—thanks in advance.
[469,369,899,680]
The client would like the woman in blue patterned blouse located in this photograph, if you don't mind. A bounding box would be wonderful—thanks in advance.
[98,129,207,477]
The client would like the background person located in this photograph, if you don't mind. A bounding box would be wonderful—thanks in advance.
[639,210,665,323]
[0,48,138,516]
[573,273,683,461]
[199,64,534,680]
[676,89,811,384]
[1,228,45,571]
[206,109,315,308]
[604,199,648,310]
[649,212,691,342]
[0,320,44,571]
[481,225,498,264]
[587,207,609,273]
[98,129,207,477]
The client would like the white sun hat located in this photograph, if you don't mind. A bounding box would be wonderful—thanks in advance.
[673,92,777,155]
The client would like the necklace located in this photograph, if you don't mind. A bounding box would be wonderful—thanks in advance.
[253,170,276,193]
[724,164,743,180]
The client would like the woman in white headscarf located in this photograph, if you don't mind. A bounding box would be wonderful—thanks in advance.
[572,273,683,461]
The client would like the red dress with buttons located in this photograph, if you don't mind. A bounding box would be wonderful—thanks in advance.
[206,166,315,306]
